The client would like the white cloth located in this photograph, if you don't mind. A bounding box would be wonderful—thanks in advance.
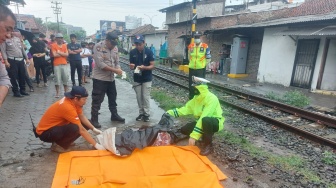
[96,127,121,156]
[80,48,91,66]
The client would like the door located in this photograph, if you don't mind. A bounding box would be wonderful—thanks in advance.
[291,39,320,89]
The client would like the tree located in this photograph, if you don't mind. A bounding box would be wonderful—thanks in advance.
[34,17,43,25]
[73,30,86,41]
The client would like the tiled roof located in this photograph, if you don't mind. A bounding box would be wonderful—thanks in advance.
[15,14,40,32]
[129,24,155,36]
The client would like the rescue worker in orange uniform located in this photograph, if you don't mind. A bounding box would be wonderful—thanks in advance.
[188,31,211,99]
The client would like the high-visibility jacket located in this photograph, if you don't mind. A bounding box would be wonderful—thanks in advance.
[167,85,225,140]
[188,42,209,69]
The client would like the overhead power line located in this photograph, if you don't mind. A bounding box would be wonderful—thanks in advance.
[51,1,62,32]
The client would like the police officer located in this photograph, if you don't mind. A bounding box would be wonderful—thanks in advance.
[0,4,15,106]
[167,76,224,156]
[187,31,211,99]
[90,32,125,128]
[0,29,29,97]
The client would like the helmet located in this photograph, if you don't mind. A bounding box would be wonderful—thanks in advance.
[194,31,202,38]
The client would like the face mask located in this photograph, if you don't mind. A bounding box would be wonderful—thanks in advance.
[195,39,201,44]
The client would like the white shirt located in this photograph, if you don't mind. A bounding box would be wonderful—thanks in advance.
[81,48,91,66]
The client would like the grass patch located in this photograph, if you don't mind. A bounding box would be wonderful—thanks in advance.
[216,130,322,183]
[265,91,310,108]
[322,151,336,165]
[151,87,185,111]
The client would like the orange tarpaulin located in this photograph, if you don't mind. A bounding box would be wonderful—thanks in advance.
[52,146,227,188]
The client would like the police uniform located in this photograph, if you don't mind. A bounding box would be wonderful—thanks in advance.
[90,38,124,127]
[0,36,28,97]
[188,40,210,99]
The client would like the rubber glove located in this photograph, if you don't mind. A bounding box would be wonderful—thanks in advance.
[94,143,106,150]
[92,128,102,135]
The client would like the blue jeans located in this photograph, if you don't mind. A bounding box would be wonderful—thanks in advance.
[219,58,226,74]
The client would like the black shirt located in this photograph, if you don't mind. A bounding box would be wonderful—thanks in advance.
[67,43,81,61]
[129,47,154,83]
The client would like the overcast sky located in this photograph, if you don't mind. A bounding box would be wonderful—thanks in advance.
[9,0,187,35]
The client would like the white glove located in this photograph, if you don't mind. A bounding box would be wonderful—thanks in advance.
[94,143,106,150]
[92,128,103,135]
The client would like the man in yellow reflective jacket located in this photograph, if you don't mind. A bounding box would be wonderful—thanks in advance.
[188,31,211,99]
[167,76,224,156]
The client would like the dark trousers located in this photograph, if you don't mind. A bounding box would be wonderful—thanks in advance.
[50,57,54,74]
[91,79,118,117]
[180,117,219,145]
[7,58,26,94]
[39,124,80,149]
[219,58,226,74]
[188,68,206,99]
[34,61,47,84]
[70,60,82,86]
[88,59,93,77]
[24,66,33,89]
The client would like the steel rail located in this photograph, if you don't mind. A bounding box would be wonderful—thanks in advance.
[120,58,336,148]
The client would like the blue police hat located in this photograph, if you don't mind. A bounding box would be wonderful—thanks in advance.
[134,34,145,43]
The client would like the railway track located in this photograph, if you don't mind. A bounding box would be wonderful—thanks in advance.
[120,57,336,149]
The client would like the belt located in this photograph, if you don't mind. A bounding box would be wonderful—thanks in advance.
[8,57,24,61]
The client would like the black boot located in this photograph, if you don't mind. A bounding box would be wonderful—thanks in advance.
[90,113,101,128]
[200,144,213,156]
[111,113,125,122]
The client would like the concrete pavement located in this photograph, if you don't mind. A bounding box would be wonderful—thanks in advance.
[0,76,165,187]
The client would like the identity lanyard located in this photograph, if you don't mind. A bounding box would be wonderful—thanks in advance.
[136,48,146,65]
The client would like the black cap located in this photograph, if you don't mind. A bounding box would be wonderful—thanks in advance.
[64,86,89,98]
[106,32,118,45]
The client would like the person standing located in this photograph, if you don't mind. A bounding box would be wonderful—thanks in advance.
[48,34,56,75]
[0,4,15,106]
[1,30,30,97]
[218,44,230,75]
[67,34,82,86]
[188,31,211,99]
[90,32,124,128]
[29,38,48,87]
[167,76,225,156]
[0,5,15,106]
[80,42,91,84]
[87,42,95,77]
[50,33,69,98]
[129,35,155,122]
[35,86,105,153]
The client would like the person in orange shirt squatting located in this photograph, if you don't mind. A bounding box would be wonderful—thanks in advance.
[35,86,106,153]
[50,33,70,98]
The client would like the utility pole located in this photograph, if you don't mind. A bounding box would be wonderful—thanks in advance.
[191,0,197,44]
[51,1,62,32]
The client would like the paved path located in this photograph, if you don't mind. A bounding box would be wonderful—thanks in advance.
[0,77,165,187]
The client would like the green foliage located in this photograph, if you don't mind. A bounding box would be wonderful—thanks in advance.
[322,151,336,165]
[283,90,310,107]
[216,130,323,183]
[151,88,184,111]
[34,17,43,25]
[72,30,86,41]
[265,90,310,108]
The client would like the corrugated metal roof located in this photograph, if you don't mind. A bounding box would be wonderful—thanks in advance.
[207,13,336,32]
[273,25,336,36]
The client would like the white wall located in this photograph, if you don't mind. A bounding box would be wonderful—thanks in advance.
[144,33,167,58]
[321,39,336,91]
[258,27,297,86]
